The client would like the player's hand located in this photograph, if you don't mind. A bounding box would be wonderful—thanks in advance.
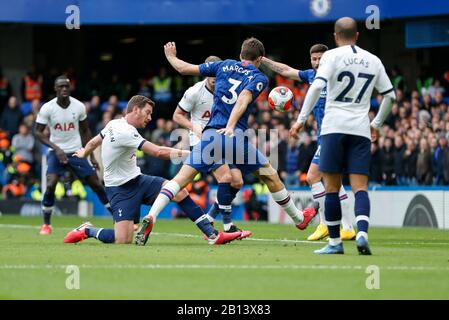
[90,154,99,170]
[55,148,68,164]
[164,42,177,58]
[216,127,234,138]
[192,123,203,138]
[72,148,86,159]
[289,122,303,140]
[370,127,379,142]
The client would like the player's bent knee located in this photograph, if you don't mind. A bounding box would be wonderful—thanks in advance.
[173,188,189,202]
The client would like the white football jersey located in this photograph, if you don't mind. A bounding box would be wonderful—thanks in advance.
[316,45,394,139]
[36,97,87,153]
[178,79,213,146]
[100,118,145,187]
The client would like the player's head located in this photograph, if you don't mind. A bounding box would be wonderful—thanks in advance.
[204,55,221,89]
[54,75,71,98]
[334,17,359,46]
[240,37,265,66]
[309,44,328,71]
[126,95,155,128]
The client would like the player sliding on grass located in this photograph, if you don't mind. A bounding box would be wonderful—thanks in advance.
[262,44,356,241]
[173,55,249,238]
[64,95,242,245]
[135,38,318,246]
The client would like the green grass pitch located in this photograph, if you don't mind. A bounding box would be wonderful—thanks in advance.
[0,215,448,299]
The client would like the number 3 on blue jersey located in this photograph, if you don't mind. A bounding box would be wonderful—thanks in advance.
[221,78,242,104]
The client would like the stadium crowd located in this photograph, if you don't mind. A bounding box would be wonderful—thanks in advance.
[1,65,449,201]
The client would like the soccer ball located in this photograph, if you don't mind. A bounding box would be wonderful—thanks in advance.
[268,86,293,112]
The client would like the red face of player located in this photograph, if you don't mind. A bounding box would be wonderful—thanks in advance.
[138,104,153,128]
[310,52,324,71]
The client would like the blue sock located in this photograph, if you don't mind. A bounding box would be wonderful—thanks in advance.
[324,192,341,241]
[42,191,55,225]
[208,187,239,220]
[178,196,216,237]
[86,227,115,244]
[207,202,220,220]
[354,190,370,234]
[217,183,233,226]
[230,186,240,198]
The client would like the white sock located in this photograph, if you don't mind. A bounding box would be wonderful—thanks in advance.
[356,231,368,241]
[271,188,303,224]
[148,180,180,222]
[311,182,326,224]
[223,223,233,231]
[339,186,354,231]
[329,237,342,246]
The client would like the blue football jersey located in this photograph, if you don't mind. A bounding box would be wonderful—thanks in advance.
[298,69,327,143]
[199,59,268,131]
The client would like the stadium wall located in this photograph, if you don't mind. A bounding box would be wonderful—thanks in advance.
[268,187,449,229]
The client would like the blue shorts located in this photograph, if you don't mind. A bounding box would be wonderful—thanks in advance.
[105,175,165,223]
[47,151,96,179]
[311,145,321,165]
[185,129,268,174]
[319,133,371,175]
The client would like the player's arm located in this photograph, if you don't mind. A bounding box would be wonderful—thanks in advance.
[370,63,397,141]
[140,140,189,160]
[261,57,301,81]
[164,42,200,75]
[73,135,103,159]
[218,90,253,136]
[290,78,326,139]
[79,118,99,168]
[34,122,69,164]
[173,107,193,131]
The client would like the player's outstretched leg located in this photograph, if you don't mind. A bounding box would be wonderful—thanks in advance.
[257,164,317,230]
[175,189,243,243]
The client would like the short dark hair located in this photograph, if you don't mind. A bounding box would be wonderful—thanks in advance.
[126,95,154,113]
[54,75,70,86]
[205,55,221,63]
[240,37,265,61]
[310,44,328,55]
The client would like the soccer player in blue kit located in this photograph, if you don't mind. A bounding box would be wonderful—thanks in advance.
[262,44,356,241]
[135,38,318,246]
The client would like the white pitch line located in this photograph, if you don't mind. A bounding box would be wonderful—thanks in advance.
[0,223,448,246]
[0,264,448,272]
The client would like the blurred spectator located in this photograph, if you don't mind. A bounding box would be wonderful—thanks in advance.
[370,142,383,184]
[87,95,102,135]
[416,138,433,185]
[297,134,316,174]
[11,123,34,164]
[393,135,407,185]
[22,67,43,102]
[381,138,395,185]
[2,176,26,199]
[0,96,23,140]
[0,66,12,115]
[151,67,173,118]
[434,134,448,185]
[403,140,418,185]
